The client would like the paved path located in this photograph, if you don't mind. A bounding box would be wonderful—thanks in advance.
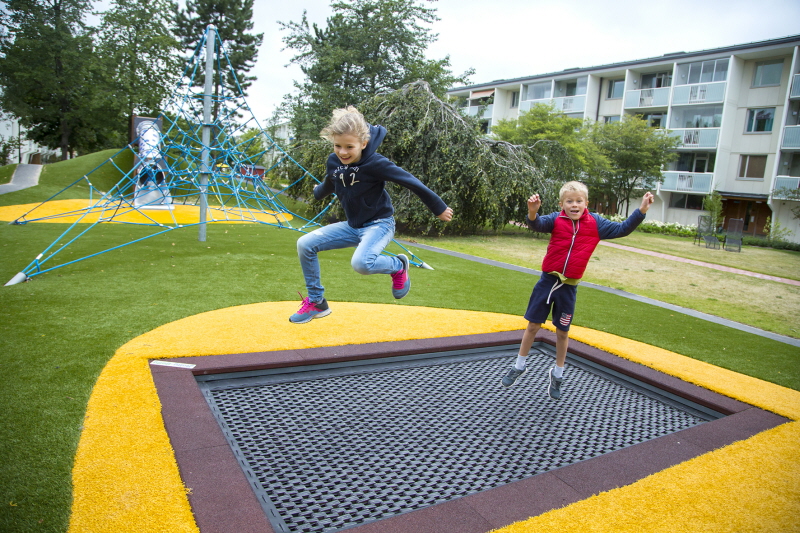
[399,240,800,348]
[599,241,800,286]
[0,164,42,194]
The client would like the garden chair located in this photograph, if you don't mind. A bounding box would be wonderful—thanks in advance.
[724,218,744,252]
[694,215,720,249]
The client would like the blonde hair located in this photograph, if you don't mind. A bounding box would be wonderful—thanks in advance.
[559,180,589,202]
[320,106,371,143]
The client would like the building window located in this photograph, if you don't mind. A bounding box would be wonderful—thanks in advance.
[669,105,723,129]
[641,72,672,89]
[607,79,624,99]
[676,59,728,85]
[669,193,704,210]
[524,82,551,101]
[745,108,775,133]
[675,152,715,173]
[641,113,664,128]
[510,91,519,108]
[738,155,768,180]
[604,116,621,123]
[753,60,783,87]
[565,81,578,97]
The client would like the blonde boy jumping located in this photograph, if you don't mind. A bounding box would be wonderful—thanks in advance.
[501,181,654,399]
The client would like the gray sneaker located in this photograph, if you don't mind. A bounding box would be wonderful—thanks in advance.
[501,366,527,387]
[548,367,563,399]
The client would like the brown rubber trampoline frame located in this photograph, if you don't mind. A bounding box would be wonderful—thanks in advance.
[150,329,787,533]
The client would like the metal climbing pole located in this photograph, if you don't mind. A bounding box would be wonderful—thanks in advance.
[199,24,215,242]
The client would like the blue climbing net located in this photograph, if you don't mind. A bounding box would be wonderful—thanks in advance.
[7,27,426,283]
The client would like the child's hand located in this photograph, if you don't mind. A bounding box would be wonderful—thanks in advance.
[438,207,453,222]
[527,194,541,218]
[640,192,654,213]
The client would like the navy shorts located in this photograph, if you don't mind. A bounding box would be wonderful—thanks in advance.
[524,273,578,332]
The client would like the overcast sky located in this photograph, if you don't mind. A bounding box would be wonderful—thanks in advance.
[245,0,800,124]
[149,0,795,125]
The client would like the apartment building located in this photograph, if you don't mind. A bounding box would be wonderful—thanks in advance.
[447,35,800,243]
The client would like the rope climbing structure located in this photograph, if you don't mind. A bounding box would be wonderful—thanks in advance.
[5,25,428,286]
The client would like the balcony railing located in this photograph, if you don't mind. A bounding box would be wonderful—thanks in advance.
[660,171,714,194]
[467,104,493,118]
[782,125,800,149]
[519,96,585,114]
[772,176,800,199]
[791,74,800,98]
[554,95,585,113]
[667,128,720,149]
[624,87,671,109]
[672,82,726,105]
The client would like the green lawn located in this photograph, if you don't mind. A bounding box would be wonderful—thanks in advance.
[403,229,800,338]
[1,155,799,532]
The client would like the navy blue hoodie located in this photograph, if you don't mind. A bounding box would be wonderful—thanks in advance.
[313,124,448,228]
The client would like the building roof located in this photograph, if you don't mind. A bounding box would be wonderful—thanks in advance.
[448,34,800,93]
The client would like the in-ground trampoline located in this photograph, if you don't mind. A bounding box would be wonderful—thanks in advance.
[150,330,787,533]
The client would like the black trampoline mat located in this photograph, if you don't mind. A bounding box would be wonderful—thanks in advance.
[198,343,722,533]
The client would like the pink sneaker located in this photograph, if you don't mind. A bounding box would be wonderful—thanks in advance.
[391,254,410,299]
[289,294,331,324]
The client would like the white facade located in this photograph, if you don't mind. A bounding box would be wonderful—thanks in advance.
[447,35,800,243]
[0,115,59,165]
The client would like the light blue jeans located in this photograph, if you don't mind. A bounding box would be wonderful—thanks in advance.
[296,218,403,302]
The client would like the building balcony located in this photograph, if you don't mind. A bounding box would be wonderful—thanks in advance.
[555,95,585,113]
[667,128,720,149]
[519,96,585,114]
[659,171,714,194]
[466,104,493,119]
[624,87,671,109]
[671,81,726,105]
[782,125,800,149]
[791,74,800,99]
[772,176,800,199]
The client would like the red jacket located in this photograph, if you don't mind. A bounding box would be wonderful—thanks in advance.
[529,207,646,281]
[541,210,599,279]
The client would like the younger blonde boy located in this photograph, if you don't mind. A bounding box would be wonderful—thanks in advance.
[501,181,654,399]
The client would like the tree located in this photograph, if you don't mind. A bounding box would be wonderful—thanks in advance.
[0,134,22,165]
[279,0,473,140]
[0,0,110,159]
[173,0,263,120]
[703,190,724,230]
[587,115,680,215]
[94,0,182,122]
[491,102,609,188]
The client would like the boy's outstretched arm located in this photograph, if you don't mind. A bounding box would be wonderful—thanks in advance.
[596,192,653,239]
[527,194,541,220]
[640,192,654,213]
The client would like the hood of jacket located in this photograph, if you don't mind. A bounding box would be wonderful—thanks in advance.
[358,124,386,164]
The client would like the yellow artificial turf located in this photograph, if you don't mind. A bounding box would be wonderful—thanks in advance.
[0,200,293,225]
[68,303,800,532]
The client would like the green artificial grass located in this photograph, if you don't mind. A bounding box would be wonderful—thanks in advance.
[0,163,17,185]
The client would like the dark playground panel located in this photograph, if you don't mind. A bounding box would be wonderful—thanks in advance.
[150,330,788,533]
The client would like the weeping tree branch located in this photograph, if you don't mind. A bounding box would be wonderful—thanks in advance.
[286,80,563,234]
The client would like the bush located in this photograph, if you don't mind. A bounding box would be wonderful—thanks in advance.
[603,214,696,238]
[743,235,800,252]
